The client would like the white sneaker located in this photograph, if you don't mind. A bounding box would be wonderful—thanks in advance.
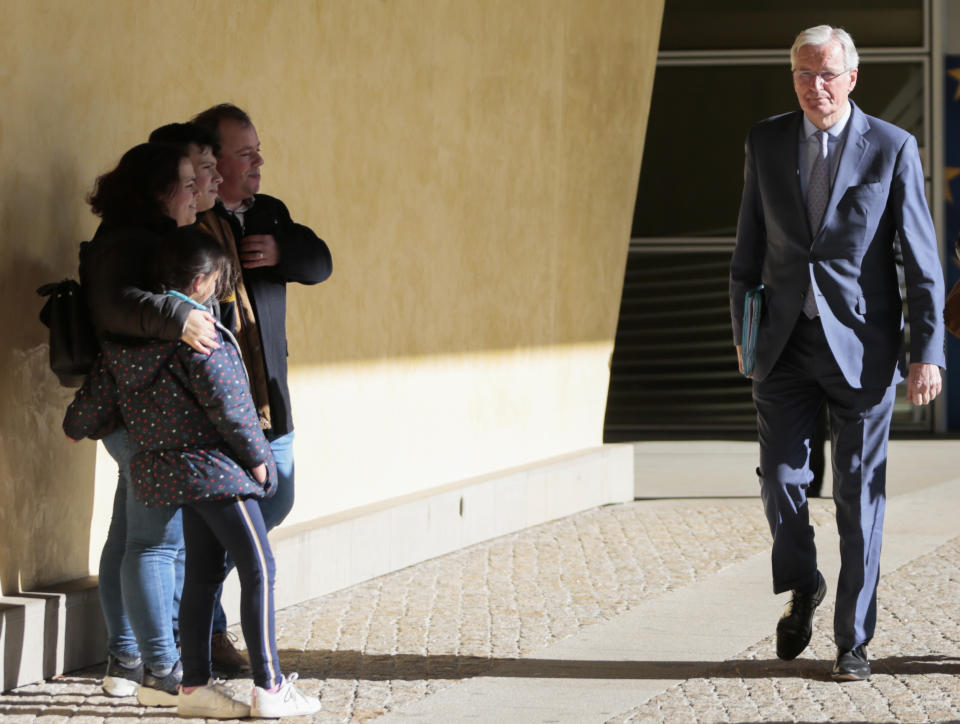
[178,679,251,719]
[251,674,321,718]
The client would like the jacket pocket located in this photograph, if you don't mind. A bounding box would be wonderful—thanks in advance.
[846,181,883,196]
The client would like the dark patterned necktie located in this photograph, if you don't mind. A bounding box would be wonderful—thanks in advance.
[807,130,829,233]
[803,130,829,318]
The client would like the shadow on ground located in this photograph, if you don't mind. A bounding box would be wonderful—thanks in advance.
[275,649,960,682]
[2,653,957,719]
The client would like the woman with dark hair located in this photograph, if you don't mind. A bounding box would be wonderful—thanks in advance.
[79,142,218,706]
[88,142,198,228]
[67,227,321,719]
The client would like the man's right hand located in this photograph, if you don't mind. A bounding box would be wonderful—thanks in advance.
[736,345,745,376]
[181,309,219,354]
[239,234,279,268]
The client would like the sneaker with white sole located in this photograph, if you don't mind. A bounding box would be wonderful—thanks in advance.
[250,673,321,718]
[102,654,143,697]
[138,659,183,707]
[178,679,251,719]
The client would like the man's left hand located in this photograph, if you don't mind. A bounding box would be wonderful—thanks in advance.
[907,362,942,406]
[239,234,279,268]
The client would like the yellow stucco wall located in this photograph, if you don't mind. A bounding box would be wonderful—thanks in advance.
[0,0,662,594]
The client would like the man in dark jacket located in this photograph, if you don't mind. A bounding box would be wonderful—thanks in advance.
[192,103,333,671]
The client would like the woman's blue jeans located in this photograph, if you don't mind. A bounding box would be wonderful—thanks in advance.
[99,427,184,670]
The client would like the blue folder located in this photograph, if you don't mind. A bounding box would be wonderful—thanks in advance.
[741,285,763,377]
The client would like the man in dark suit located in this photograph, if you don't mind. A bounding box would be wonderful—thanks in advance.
[730,25,944,681]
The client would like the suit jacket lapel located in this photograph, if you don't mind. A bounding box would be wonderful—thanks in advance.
[779,112,808,239]
[817,101,870,240]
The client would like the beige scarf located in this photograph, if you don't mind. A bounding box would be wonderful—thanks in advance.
[197,210,273,430]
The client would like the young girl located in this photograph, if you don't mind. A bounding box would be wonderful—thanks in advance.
[65,227,321,719]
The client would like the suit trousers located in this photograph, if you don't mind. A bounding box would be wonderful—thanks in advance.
[753,315,895,650]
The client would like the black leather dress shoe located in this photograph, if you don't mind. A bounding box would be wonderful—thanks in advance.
[832,644,870,681]
[776,571,827,660]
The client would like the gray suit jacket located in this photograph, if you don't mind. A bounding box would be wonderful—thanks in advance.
[730,101,944,388]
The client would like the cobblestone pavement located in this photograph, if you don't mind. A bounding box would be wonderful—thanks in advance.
[612,532,960,724]
[3,497,959,722]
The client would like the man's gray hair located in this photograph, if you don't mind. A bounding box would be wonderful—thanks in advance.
[790,25,859,71]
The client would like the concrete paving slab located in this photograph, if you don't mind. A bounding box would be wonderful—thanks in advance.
[635,439,960,499]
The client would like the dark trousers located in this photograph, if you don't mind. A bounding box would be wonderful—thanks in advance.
[180,497,281,689]
[753,315,895,650]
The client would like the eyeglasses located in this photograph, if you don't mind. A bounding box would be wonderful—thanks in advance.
[793,69,851,84]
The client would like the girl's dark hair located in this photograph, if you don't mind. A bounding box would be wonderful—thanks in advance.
[88,143,188,227]
[153,226,238,301]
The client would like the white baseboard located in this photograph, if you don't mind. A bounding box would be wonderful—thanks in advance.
[224,443,634,616]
